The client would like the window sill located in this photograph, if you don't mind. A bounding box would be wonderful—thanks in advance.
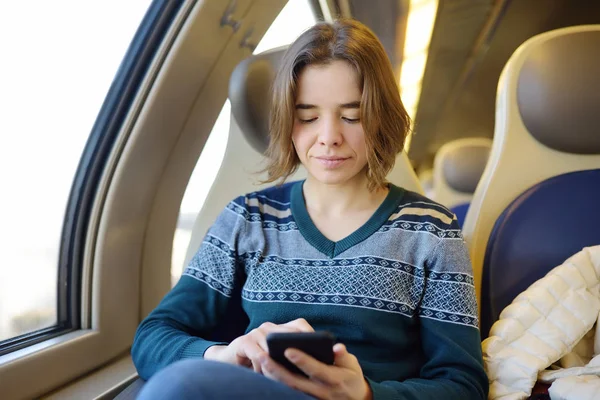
[0,329,132,399]
[43,353,137,400]
[0,330,92,366]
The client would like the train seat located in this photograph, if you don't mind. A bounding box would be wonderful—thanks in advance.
[461,25,600,338]
[431,138,492,228]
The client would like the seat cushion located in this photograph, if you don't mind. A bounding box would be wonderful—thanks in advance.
[481,169,600,338]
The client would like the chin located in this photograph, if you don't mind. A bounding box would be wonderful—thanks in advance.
[308,170,360,186]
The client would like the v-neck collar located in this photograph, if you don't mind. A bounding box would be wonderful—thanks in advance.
[290,180,405,258]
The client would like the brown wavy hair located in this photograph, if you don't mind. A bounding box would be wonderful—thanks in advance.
[262,18,411,191]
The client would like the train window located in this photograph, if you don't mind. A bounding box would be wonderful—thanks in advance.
[0,1,150,348]
[171,0,317,283]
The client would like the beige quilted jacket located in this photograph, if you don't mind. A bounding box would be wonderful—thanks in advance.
[483,246,600,400]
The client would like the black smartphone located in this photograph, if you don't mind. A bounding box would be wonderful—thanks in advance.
[266,331,336,377]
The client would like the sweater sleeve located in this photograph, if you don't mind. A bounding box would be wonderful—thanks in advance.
[131,198,249,380]
[367,219,488,400]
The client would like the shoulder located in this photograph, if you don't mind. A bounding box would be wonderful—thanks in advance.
[392,191,472,274]
[226,181,297,220]
[208,182,298,242]
[390,188,459,233]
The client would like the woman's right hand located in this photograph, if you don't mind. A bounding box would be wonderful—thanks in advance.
[204,318,314,373]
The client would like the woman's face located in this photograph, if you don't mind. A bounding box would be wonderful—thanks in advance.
[292,60,368,187]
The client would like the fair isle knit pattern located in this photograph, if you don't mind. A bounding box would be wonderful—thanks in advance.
[183,182,478,328]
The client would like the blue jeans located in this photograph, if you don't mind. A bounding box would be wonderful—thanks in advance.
[137,359,315,399]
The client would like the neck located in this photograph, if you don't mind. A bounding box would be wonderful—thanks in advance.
[302,174,389,216]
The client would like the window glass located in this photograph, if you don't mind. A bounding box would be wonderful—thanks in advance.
[171,0,317,284]
[253,0,317,54]
[0,1,150,343]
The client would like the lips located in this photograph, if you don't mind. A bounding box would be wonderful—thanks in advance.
[316,156,348,161]
[314,156,349,168]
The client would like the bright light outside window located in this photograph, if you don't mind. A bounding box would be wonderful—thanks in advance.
[252,0,316,55]
[0,1,151,342]
[171,0,316,285]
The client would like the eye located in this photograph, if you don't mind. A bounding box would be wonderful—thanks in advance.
[299,117,317,124]
[342,117,360,124]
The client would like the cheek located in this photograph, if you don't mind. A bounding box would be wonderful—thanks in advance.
[347,128,368,159]
[291,126,312,155]
[291,120,303,142]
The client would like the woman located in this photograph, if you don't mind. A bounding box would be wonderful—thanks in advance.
[133,19,488,400]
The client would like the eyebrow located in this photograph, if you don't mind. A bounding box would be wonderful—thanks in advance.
[295,101,361,110]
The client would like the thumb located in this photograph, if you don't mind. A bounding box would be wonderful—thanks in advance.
[333,343,356,368]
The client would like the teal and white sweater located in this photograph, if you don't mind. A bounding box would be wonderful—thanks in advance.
[132,181,488,399]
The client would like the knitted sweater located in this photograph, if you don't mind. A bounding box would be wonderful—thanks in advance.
[132,181,488,399]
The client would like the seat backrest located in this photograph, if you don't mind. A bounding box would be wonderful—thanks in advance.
[432,138,492,226]
[418,168,434,199]
[461,25,600,338]
[184,47,423,266]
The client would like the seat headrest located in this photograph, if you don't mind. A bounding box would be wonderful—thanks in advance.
[517,30,600,154]
[441,140,491,193]
[228,47,287,154]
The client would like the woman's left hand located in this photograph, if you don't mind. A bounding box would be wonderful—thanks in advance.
[260,343,373,400]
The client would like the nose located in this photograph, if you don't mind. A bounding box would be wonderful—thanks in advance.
[318,116,343,147]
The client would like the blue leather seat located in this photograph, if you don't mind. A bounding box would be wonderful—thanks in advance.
[462,26,600,339]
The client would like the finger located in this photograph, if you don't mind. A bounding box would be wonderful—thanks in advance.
[252,359,263,374]
[261,355,327,399]
[255,325,305,352]
[249,347,268,372]
[285,348,343,386]
[282,318,314,332]
[240,341,268,373]
[333,343,360,371]
[251,360,262,373]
